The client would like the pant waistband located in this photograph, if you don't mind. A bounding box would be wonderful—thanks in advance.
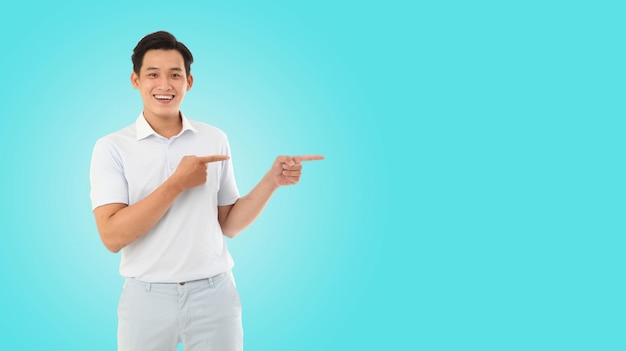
[125,271,231,291]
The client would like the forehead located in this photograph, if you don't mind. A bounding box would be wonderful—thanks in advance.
[141,49,185,70]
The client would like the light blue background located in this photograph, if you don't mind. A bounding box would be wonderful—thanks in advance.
[0,1,624,350]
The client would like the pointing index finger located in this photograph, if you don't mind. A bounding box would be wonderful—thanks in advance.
[198,155,230,164]
[293,154,325,163]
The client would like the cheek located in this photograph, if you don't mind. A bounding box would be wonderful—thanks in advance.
[139,88,155,102]
[140,84,154,94]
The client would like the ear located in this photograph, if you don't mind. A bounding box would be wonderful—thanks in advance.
[186,74,194,91]
[130,72,140,89]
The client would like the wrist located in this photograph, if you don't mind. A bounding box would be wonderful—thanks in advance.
[165,176,186,195]
[262,172,281,191]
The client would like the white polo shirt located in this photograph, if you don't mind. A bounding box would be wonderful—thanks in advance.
[90,113,240,282]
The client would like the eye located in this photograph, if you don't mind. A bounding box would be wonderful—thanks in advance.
[172,73,181,78]
[148,73,158,78]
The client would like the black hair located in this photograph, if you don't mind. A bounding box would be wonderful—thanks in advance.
[131,31,194,76]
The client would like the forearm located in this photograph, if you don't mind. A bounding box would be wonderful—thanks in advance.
[220,175,279,238]
[96,178,184,253]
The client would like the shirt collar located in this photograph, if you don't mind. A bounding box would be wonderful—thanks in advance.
[135,112,198,141]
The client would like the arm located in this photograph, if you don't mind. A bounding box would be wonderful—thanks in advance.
[218,154,324,238]
[93,155,229,253]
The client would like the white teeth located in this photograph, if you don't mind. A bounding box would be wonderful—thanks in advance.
[154,95,173,100]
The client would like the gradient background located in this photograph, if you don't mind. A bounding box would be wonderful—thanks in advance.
[0,1,624,350]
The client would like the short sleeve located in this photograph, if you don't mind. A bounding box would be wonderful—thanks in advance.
[217,137,240,206]
[89,138,130,210]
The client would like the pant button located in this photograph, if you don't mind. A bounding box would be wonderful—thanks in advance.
[179,282,185,285]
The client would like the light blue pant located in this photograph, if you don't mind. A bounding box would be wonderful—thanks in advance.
[118,271,243,351]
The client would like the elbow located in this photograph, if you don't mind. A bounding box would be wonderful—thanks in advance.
[105,244,122,254]
[220,224,241,239]
[222,228,238,239]
[99,231,123,253]
[103,240,122,254]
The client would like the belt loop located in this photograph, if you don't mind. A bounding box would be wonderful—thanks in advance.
[208,276,214,288]
[145,282,152,292]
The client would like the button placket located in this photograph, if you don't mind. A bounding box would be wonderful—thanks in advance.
[165,139,175,175]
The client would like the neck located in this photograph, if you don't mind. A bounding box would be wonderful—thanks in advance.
[143,111,183,139]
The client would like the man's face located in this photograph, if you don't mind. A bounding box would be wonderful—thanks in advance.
[131,49,193,120]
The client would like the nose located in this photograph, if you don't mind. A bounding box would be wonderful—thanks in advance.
[157,76,172,90]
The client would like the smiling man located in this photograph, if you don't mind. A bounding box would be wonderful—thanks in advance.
[89,31,323,351]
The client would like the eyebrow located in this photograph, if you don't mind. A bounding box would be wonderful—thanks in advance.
[145,67,184,71]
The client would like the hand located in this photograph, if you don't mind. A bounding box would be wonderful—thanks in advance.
[267,155,324,187]
[171,155,230,190]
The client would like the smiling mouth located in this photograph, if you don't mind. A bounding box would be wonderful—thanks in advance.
[154,94,174,101]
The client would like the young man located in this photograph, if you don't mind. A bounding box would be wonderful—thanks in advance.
[89,31,323,351]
